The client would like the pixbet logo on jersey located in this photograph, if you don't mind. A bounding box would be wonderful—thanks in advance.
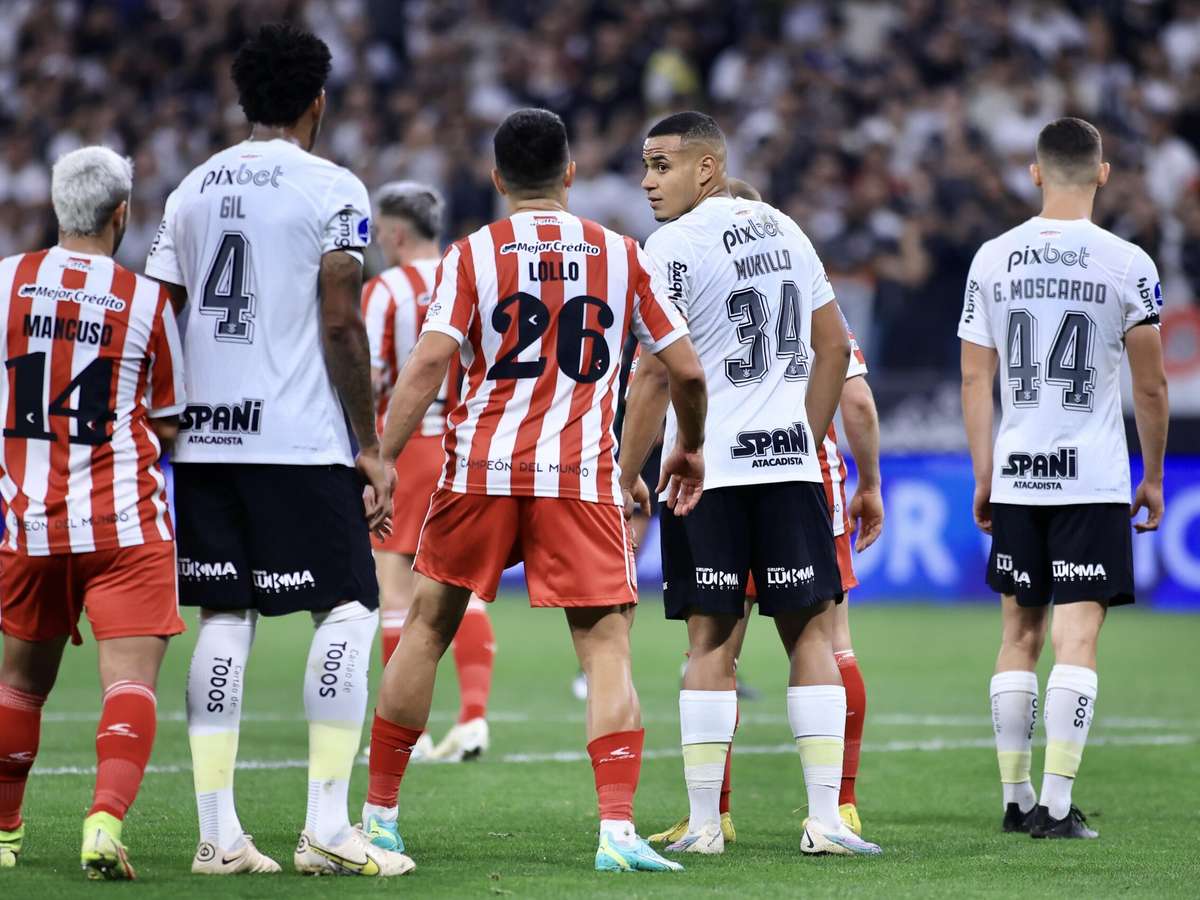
[199,163,284,193]
[1006,243,1090,272]
[1000,447,1077,490]
[1052,560,1107,581]
[721,213,781,254]
[731,423,810,468]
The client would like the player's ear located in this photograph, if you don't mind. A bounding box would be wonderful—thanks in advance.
[1096,161,1110,187]
[563,160,576,189]
[490,168,508,197]
[1029,162,1042,189]
[112,199,128,232]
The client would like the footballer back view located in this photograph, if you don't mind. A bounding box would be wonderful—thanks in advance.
[145,24,410,877]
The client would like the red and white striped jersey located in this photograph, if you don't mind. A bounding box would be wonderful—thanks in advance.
[361,258,458,437]
[819,327,869,537]
[0,247,186,555]
[422,210,688,505]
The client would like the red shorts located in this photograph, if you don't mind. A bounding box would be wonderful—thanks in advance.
[0,542,185,644]
[414,489,637,607]
[746,530,858,600]
[373,436,445,556]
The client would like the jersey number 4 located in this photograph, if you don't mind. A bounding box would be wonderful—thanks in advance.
[4,352,116,445]
[1006,309,1096,411]
[487,292,614,383]
[200,232,255,343]
[725,282,808,386]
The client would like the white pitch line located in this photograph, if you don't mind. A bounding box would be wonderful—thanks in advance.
[38,709,1196,730]
[30,733,1196,777]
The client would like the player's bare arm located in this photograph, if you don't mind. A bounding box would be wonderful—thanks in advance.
[158,280,188,315]
[319,247,391,534]
[379,331,457,464]
[840,375,883,552]
[148,416,180,455]
[617,351,671,517]
[1126,324,1169,532]
[960,340,999,533]
[805,302,851,442]
[650,337,708,516]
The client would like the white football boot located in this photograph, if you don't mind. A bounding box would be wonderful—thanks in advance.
[800,816,882,856]
[192,834,282,874]
[294,827,415,876]
[429,717,489,762]
[666,820,724,854]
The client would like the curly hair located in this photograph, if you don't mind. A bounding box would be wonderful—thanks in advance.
[231,23,331,126]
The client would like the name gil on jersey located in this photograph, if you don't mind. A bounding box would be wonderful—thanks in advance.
[1000,447,1077,490]
[498,240,600,256]
[721,214,781,254]
[18,283,126,311]
[731,423,810,467]
[199,163,284,193]
[1006,243,1090,272]
[22,313,114,347]
[733,249,792,281]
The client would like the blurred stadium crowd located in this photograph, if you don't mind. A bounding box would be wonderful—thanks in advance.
[2,0,1199,399]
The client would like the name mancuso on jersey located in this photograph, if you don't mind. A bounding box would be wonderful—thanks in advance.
[645,197,834,491]
[958,217,1162,505]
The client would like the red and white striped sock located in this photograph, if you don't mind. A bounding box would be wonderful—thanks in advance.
[90,680,158,820]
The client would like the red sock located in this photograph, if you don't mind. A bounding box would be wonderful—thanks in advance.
[367,713,423,807]
[719,703,739,815]
[0,684,47,830]
[453,601,495,723]
[587,729,644,822]
[837,649,866,806]
[90,680,157,820]
[381,611,406,667]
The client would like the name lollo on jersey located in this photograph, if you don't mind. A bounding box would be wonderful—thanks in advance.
[958,215,1162,506]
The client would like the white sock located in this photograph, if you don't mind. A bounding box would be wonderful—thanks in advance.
[600,818,636,846]
[990,670,1038,812]
[679,690,736,832]
[1040,664,1097,820]
[787,684,846,829]
[304,601,377,845]
[186,610,256,850]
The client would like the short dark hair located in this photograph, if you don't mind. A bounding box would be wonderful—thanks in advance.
[375,181,444,240]
[493,108,570,193]
[1036,117,1102,183]
[232,24,331,126]
[647,111,726,152]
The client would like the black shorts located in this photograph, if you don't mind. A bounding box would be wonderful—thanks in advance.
[660,481,842,620]
[987,503,1134,608]
[173,463,378,616]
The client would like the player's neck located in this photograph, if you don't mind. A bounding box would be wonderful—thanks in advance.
[396,242,440,267]
[685,181,732,214]
[1038,189,1095,222]
[248,123,313,150]
[57,231,112,257]
[507,195,568,214]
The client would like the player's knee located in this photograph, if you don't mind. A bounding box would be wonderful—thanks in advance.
[1002,621,1045,659]
[1051,629,1097,666]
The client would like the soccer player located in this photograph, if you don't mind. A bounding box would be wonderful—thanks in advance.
[649,177,884,845]
[359,107,708,874]
[145,25,411,876]
[620,112,882,856]
[362,181,495,762]
[959,117,1169,839]
[0,146,186,879]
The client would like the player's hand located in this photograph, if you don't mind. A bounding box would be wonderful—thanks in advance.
[657,444,704,516]
[973,482,993,534]
[622,477,651,522]
[848,486,884,552]
[356,444,394,539]
[1130,478,1164,532]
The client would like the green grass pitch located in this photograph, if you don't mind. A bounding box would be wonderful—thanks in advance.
[7,598,1199,898]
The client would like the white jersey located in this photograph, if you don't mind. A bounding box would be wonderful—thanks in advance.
[958,216,1162,505]
[644,196,835,492]
[145,139,371,465]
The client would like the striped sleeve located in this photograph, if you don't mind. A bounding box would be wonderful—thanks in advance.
[147,284,187,417]
[628,239,688,354]
[421,241,475,346]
